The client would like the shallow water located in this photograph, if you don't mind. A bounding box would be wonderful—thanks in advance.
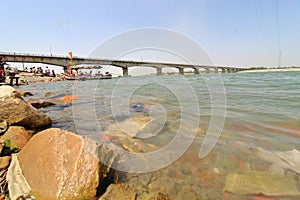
[20,71,300,199]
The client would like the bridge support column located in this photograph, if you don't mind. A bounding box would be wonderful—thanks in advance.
[214,68,219,73]
[123,67,129,77]
[221,68,226,73]
[194,68,199,74]
[205,68,210,74]
[178,68,184,75]
[229,68,234,73]
[156,67,162,76]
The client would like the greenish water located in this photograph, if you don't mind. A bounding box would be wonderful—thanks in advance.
[20,71,300,199]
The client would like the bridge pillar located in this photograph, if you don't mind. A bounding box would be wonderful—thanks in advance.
[156,67,162,76]
[214,68,219,73]
[229,68,235,73]
[194,68,199,74]
[123,67,129,76]
[178,68,184,75]
[205,68,210,74]
[221,68,226,73]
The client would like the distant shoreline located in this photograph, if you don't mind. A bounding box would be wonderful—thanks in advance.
[238,67,300,73]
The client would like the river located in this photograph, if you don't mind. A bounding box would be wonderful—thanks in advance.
[19,71,300,199]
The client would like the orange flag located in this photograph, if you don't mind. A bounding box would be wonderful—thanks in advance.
[68,52,73,61]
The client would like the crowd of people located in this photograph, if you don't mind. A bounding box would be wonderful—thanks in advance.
[23,66,55,77]
[0,59,56,83]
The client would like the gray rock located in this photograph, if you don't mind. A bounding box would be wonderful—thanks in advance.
[7,154,31,200]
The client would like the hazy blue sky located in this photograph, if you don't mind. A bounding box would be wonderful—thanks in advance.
[1,0,299,69]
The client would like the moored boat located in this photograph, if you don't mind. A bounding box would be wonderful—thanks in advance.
[64,73,112,81]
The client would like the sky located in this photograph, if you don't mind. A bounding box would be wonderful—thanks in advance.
[1,0,300,74]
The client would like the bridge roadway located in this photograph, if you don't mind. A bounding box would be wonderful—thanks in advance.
[0,52,248,76]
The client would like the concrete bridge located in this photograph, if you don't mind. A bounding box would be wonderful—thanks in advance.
[0,52,248,76]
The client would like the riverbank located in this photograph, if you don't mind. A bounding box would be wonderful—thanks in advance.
[0,74,65,86]
[238,67,300,73]
[18,73,65,84]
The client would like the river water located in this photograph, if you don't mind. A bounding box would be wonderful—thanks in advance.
[20,71,300,199]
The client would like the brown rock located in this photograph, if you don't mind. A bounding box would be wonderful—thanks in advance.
[0,86,52,129]
[0,156,10,169]
[17,128,118,200]
[16,90,33,97]
[27,98,56,109]
[0,119,9,135]
[27,96,78,109]
[0,126,32,149]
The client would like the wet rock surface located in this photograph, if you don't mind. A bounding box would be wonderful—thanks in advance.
[26,98,56,109]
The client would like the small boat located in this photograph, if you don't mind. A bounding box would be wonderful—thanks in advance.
[64,73,112,81]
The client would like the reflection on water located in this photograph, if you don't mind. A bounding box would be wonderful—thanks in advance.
[20,72,300,199]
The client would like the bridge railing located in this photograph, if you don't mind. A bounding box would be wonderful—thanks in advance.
[0,51,69,58]
[0,51,249,70]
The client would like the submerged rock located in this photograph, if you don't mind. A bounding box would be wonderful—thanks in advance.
[224,173,300,196]
[256,147,300,174]
[16,90,33,97]
[0,86,52,129]
[27,95,79,109]
[99,184,136,200]
[17,128,119,200]
[26,98,56,109]
[44,92,57,97]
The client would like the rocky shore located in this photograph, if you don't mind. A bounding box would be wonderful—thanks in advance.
[0,86,174,200]
[0,86,120,200]
[1,74,65,86]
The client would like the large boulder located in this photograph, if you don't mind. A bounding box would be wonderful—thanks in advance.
[0,86,52,129]
[17,128,119,200]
